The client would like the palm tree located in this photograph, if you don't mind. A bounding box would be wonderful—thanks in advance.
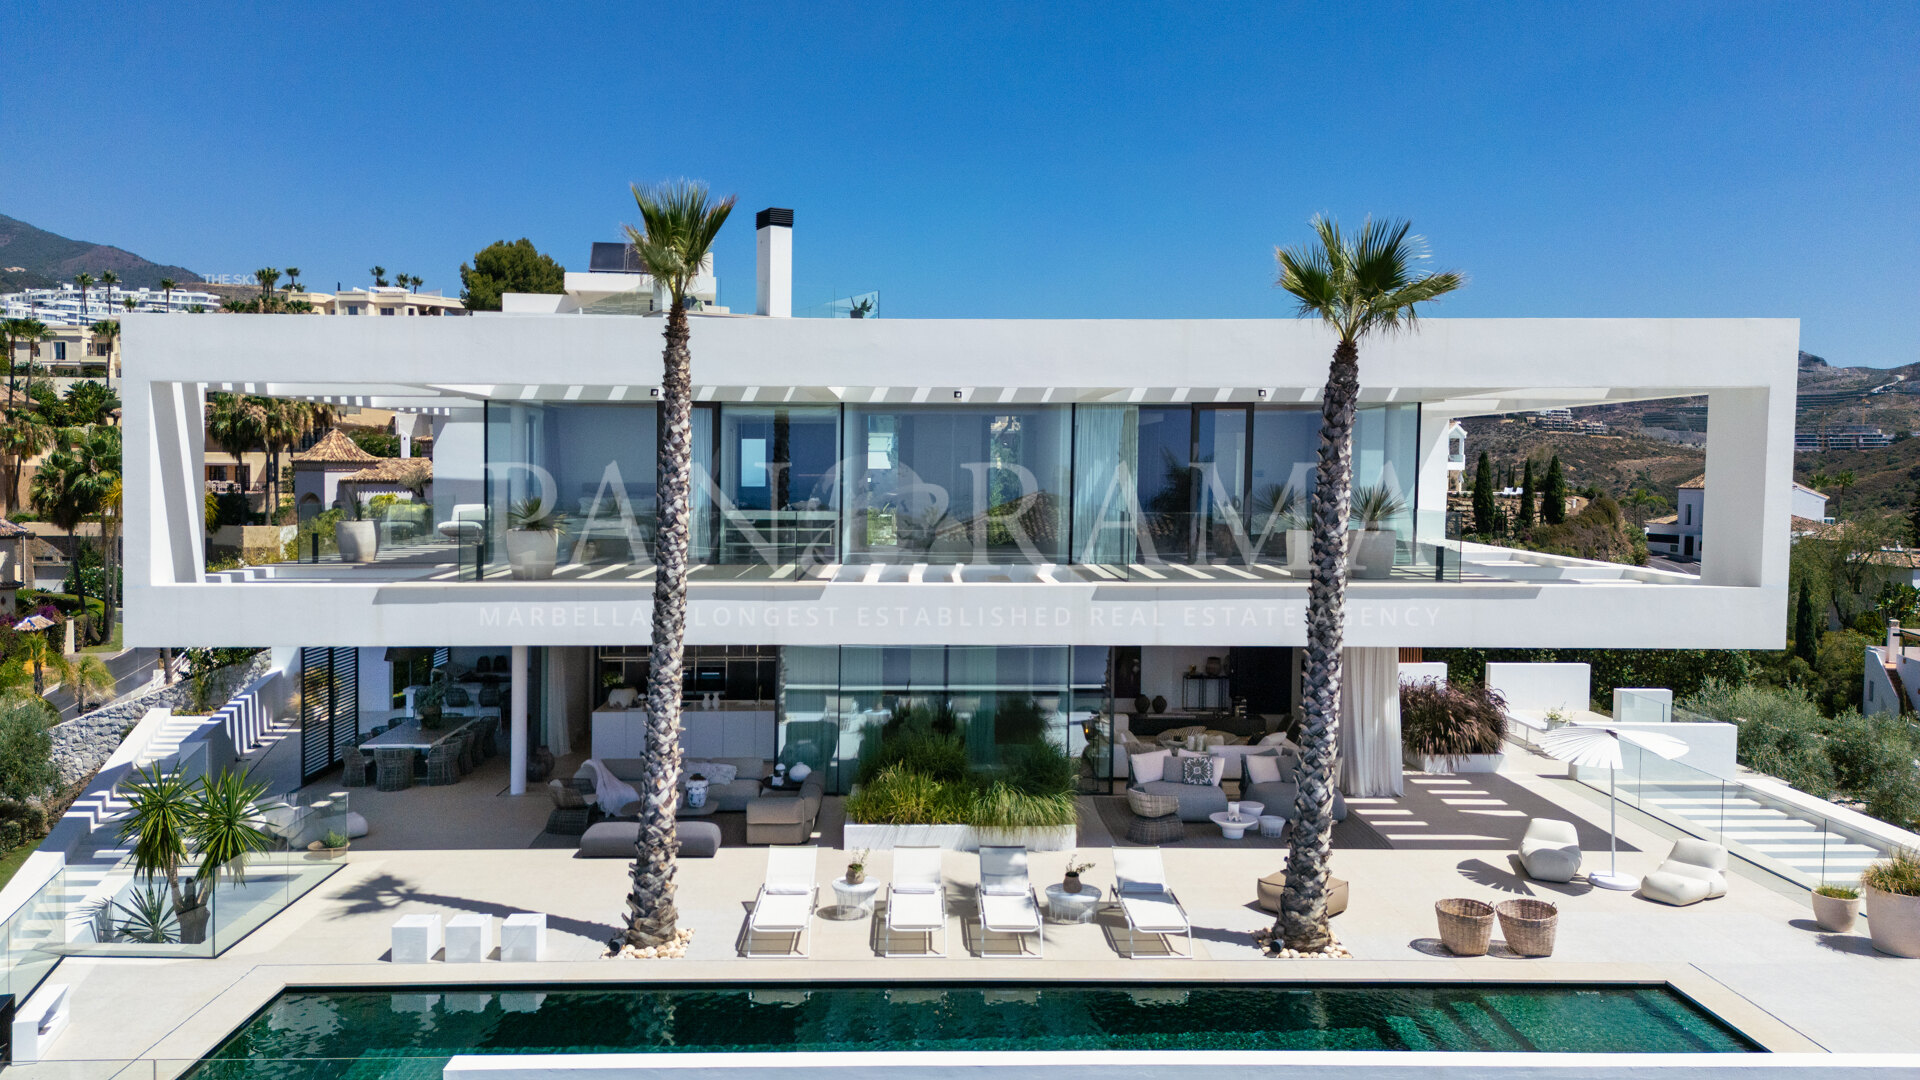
[1833,470,1857,516]
[619,180,735,950]
[90,320,120,388]
[370,266,388,288]
[74,272,94,319]
[159,278,177,313]
[253,269,281,312]
[0,408,51,514]
[1271,216,1461,953]
[21,630,71,697]
[1623,487,1668,527]
[68,654,116,713]
[123,297,137,312]
[32,425,120,646]
[205,393,267,499]
[116,766,271,944]
[260,399,329,521]
[99,270,118,310]
[284,268,301,296]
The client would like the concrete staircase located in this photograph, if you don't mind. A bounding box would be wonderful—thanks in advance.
[1631,781,1884,885]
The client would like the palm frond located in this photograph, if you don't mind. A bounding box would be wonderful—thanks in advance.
[623,180,737,306]
[1273,214,1464,342]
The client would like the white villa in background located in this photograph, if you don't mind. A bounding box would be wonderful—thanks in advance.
[122,207,1799,798]
[1644,474,1827,563]
[3,283,223,323]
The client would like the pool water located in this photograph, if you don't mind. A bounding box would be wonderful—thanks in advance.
[193,981,1756,1075]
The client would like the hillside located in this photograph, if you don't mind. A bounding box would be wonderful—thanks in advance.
[0,213,201,292]
[1457,418,1705,507]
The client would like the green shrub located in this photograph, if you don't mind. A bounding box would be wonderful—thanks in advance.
[855,728,970,787]
[989,697,1049,746]
[1814,883,1859,900]
[845,764,972,825]
[0,693,58,803]
[969,782,1077,828]
[999,739,1077,796]
[1861,849,1920,897]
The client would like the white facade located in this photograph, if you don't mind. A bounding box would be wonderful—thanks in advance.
[1646,477,1824,561]
[3,283,222,324]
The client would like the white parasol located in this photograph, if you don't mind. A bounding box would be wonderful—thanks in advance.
[1536,724,1688,890]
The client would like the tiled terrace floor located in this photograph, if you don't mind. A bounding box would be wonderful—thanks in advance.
[29,743,1920,1064]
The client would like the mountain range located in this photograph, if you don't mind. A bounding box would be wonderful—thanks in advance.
[0,213,201,292]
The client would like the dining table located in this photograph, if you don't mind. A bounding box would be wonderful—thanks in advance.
[362,716,472,751]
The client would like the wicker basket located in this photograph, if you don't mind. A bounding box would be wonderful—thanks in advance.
[1435,897,1496,956]
[1127,813,1187,845]
[1495,898,1559,957]
[1127,789,1180,818]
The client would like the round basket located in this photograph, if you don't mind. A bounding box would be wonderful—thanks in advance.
[1127,789,1180,818]
[1435,897,1496,956]
[1495,898,1558,957]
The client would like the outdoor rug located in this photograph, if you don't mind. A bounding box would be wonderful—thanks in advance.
[1088,795,1392,849]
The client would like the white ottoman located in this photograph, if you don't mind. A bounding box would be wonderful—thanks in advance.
[445,913,493,963]
[1259,815,1289,839]
[391,913,442,963]
[502,912,548,962]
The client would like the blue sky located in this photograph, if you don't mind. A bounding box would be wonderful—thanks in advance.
[3,3,1915,365]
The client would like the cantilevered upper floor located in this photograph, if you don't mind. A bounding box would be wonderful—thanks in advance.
[122,312,1798,649]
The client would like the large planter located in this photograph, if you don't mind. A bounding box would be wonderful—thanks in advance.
[1405,751,1506,774]
[1348,528,1396,579]
[842,823,1076,852]
[1864,886,1920,957]
[1812,891,1860,934]
[334,520,379,563]
[505,529,559,579]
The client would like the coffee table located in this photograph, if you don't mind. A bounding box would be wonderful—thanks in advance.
[1209,811,1261,839]
[825,876,880,920]
[1042,883,1102,924]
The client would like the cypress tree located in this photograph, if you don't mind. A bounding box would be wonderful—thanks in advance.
[1793,578,1818,663]
[1907,484,1920,547]
[1518,460,1536,528]
[1542,455,1567,525]
[1472,451,1496,536]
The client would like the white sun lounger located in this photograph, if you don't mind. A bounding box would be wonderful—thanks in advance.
[885,845,948,957]
[743,846,818,957]
[976,845,1043,958]
[1111,847,1193,959]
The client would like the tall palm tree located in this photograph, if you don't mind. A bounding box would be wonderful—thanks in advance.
[253,269,281,312]
[284,268,301,296]
[32,425,119,646]
[1271,216,1461,953]
[90,320,120,389]
[370,266,388,288]
[159,278,177,313]
[74,272,94,319]
[69,654,116,714]
[206,393,267,498]
[100,270,118,310]
[619,180,734,950]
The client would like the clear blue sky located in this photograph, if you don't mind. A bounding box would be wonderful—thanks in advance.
[3,3,1914,365]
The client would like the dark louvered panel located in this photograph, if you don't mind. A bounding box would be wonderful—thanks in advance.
[300,648,334,781]
[330,648,359,761]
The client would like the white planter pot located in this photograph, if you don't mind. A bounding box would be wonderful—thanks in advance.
[1811,891,1860,934]
[1404,751,1506,774]
[1348,528,1396,579]
[841,823,1076,852]
[1864,885,1920,957]
[334,520,378,563]
[505,529,559,580]
[685,778,709,809]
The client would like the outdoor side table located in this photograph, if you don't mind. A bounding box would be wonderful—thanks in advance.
[390,913,442,963]
[502,913,548,961]
[1043,883,1102,924]
[1258,815,1289,839]
[825,877,880,920]
[445,913,493,963]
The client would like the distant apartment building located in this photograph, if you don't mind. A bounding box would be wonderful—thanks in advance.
[312,286,465,317]
[2,283,222,324]
[3,323,120,380]
[1526,409,1606,435]
[1795,424,1892,452]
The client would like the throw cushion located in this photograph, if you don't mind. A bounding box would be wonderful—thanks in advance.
[1176,748,1225,787]
[1259,731,1293,746]
[683,760,739,786]
[1244,750,1284,785]
[1130,749,1171,784]
[1179,755,1216,786]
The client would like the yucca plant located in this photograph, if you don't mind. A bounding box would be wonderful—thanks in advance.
[1350,483,1407,530]
[117,766,272,944]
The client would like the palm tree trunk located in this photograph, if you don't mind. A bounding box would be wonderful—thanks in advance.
[1276,337,1360,953]
[626,302,693,948]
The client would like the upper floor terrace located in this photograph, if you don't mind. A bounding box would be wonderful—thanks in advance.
[123,313,1798,649]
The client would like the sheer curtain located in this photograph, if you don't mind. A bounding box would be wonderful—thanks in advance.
[1337,646,1404,797]
[1071,405,1139,564]
[688,407,715,562]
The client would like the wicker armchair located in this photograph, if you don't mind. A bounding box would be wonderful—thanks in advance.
[1127,789,1180,819]
[452,728,476,775]
[1126,788,1185,844]
[374,748,414,791]
[425,742,461,786]
[342,744,371,788]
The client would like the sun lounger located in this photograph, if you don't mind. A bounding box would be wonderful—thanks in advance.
[976,845,1043,958]
[884,845,948,957]
[1111,847,1193,959]
[743,846,818,956]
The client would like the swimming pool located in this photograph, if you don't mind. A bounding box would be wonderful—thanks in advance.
[188,981,1757,1077]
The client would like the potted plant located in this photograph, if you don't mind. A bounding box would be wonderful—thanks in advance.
[115,767,273,945]
[505,496,564,580]
[1812,882,1860,933]
[1062,854,1094,893]
[846,848,870,885]
[1400,678,1508,773]
[308,828,351,859]
[415,675,447,728]
[685,772,710,810]
[1348,483,1405,580]
[849,296,875,319]
[1861,849,1920,957]
[333,495,378,564]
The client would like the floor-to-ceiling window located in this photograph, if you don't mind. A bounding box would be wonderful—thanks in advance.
[705,405,839,566]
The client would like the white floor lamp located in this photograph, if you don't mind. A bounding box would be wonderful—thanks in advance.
[1536,724,1688,891]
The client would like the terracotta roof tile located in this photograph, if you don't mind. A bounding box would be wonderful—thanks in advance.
[291,429,380,465]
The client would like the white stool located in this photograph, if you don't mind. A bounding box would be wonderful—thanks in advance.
[391,913,443,963]
[445,913,494,963]
[10,982,69,1063]
[1259,815,1289,839]
[502,912,548,961]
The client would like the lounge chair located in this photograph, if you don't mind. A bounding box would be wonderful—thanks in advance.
[743,846,818,956]
[1641,838,1729,906]
[976,845,1043,958]
[1516,818,1584,883]
[1111,847,1193,959]
[884,846,948,957]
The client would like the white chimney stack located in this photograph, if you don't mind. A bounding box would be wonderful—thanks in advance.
[755,207,793,317]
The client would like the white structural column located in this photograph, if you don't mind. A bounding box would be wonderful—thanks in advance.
[1338,646,1405,798]
[509,644,529,795]
[755,208,793,317]
[1703,387,1792,597]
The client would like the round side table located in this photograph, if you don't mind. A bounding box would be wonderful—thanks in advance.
[1209,811,1258,840]
[1042,883,1102,923]
[1258,815,1289,839]
[824,876,880,920]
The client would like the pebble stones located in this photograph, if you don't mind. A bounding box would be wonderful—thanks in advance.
[607,928,695,959]
[1251,926,1354,959]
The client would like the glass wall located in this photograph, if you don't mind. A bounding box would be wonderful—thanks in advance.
[778,645,1109,793]
[703,405,840,566]
[481,402,658,571]
[843,404,1071,563]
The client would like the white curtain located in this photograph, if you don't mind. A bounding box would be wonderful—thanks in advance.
[1071,405,1139,564]
[1338,646,1404,797]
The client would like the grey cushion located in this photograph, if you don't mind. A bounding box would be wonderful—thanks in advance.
[1130,780,1228,822]
[1179,756,1216,786]
[577,820,721,858]
[1242,781,1348,823]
